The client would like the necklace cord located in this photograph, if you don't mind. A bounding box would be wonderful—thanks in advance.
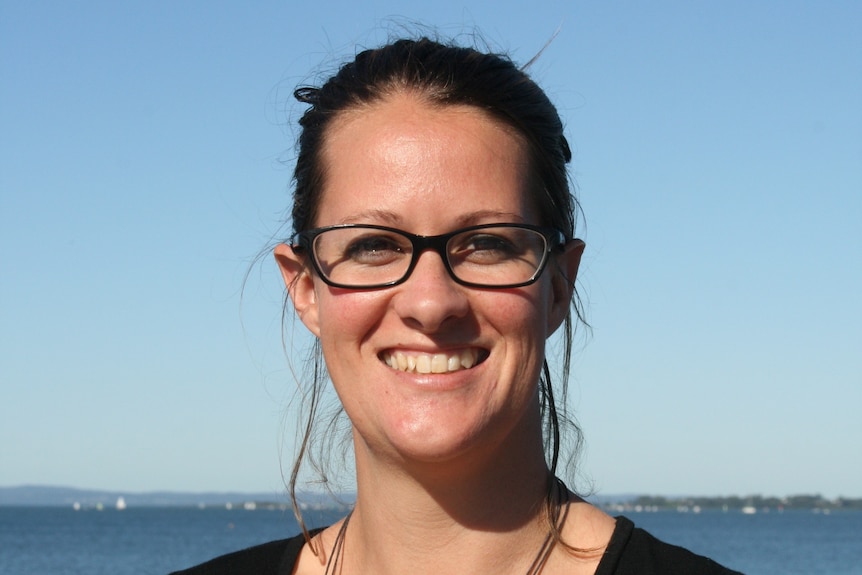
[524,477,571,575]
[322,476,570,575]
[323,509,353,575]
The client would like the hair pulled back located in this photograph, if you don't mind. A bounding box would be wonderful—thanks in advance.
[291,37,576,239]
[285,36,586,523]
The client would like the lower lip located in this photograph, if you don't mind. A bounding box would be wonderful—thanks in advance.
[382,361,484,391]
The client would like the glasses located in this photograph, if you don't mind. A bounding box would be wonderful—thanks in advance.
[290,223,567,289]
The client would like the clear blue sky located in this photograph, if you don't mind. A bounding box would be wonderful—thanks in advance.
[2,1,860,499]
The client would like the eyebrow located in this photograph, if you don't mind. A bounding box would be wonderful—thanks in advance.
[335,209,402,226]
[334,209,527,228]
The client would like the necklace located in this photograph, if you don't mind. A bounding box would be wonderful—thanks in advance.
[323,477,571,575]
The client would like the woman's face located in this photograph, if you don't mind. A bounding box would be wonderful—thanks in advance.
[276,93,583,470]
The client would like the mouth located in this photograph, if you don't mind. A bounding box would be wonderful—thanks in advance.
[380,348,488,374]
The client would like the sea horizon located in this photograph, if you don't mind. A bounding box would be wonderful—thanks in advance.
[2,484,860,512]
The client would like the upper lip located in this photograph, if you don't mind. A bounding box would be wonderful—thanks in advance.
[377,341,489,357]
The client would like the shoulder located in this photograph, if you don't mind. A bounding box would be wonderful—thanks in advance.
[169,531,314,575]
[594,516,744,575]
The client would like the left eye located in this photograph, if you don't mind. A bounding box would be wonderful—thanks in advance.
[452,233,520,262]
[470,234,516,252]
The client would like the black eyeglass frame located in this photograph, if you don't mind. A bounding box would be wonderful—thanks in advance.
[290,222,570,290]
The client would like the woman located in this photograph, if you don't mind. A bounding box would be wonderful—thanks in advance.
[173,37,741,574]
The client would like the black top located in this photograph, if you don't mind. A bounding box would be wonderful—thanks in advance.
[171,516,743,574]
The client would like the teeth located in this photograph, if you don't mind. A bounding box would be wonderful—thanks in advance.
[431,354,448,373]
[382,350,480,374]
[416,355,431,374]
[447,355,460,371]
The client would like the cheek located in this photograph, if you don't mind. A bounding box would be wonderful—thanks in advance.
[316,290,388,348]
[483,283,553,334]
[486,286,556,377]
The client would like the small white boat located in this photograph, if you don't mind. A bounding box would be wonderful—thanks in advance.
[116,497,127,511]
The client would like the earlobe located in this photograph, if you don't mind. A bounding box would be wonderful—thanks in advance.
[273,243,321,337]
[547,239,585,333]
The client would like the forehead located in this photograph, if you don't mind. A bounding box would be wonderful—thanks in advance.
[316,92,535,227]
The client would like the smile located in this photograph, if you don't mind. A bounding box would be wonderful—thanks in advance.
[380,349,485,374]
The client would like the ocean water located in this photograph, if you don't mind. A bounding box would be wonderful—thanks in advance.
[629,508,862,574]
[1,506,860,574]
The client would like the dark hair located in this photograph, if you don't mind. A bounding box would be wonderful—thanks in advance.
[285,36,587,529]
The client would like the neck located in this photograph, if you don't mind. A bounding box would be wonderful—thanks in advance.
[343,414,556,575]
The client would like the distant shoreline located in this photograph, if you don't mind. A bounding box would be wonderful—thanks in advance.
[2,485,860,511]
[597,493,862,513]
[0,485,862,513]
[0,485,348,509]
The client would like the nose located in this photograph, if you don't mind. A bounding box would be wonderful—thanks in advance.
[391,249,470,332]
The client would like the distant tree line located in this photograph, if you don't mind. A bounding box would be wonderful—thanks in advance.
[623,494,862,510]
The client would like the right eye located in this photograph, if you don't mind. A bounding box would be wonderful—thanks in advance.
[343,233,407,264]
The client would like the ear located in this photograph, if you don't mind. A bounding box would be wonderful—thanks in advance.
[547,239,585,334]
[273,243,321,337]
